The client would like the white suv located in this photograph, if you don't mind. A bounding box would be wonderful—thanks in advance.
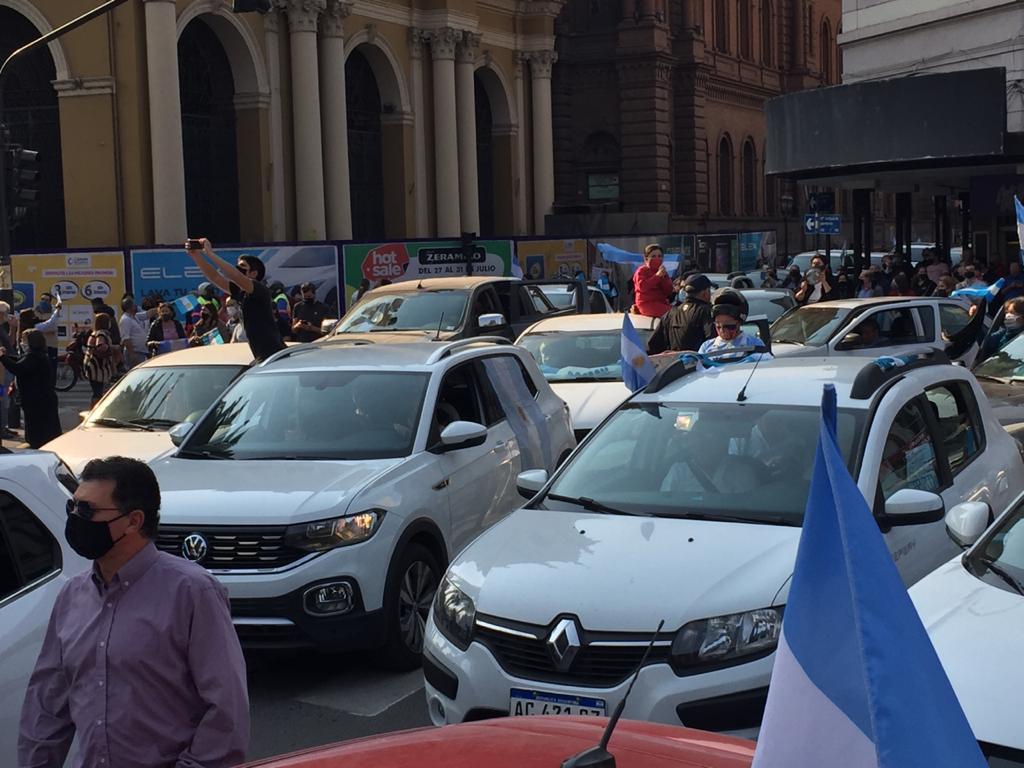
[0,453,84,764]
[148,338,574,668]
[423,352,1024,730]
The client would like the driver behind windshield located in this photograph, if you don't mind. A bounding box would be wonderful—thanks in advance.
[851,317,880,348]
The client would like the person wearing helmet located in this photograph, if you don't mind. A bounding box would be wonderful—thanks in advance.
[268,280,292,340]
[698,289,770,360]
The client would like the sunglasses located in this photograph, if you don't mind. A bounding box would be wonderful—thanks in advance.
[66,498,124,521]
[236,264,251,274]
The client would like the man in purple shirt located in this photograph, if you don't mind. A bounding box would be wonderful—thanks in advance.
[18,457,250,768]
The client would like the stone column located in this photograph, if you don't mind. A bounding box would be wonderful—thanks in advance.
[264,8,287,240]
[285,0,327,241]
[455,32,481,235]
[143,0,187,243]
[528,50,557,235]
[319,0,353,240]
[428,28,461,237]
[409,29,430,236]
[513,54,529,234]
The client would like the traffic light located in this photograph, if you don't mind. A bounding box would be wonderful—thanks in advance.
[4,145,40,227]
[232,0,273,12]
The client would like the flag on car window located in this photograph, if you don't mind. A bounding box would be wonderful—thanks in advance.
[752,384,986,768]
[621,314,655,392]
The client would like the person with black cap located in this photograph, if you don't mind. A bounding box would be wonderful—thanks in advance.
[698,289,771,361]
[646,273,715,354]
[292,282,331,342]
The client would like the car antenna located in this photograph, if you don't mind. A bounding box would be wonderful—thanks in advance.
[736,349,765,402]
[560,619,665,768]
[434,312,445,341]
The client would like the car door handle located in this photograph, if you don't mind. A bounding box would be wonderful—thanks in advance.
[492,441,507,450]
[432,478,449,491]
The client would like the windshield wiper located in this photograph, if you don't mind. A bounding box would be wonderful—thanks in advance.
[177,447,232,460]
[977,558,1024,596]
[673,511,800,526]
[90,417,154,432]
[130,417,179,428]
[545,492,651,517]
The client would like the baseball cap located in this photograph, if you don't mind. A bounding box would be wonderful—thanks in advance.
[684,274,712,294]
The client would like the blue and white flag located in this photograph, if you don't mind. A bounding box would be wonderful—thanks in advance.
[200,329,225,346]
[1015,195,1024,264]
[621,314,655,392]
[752,385,986,768]
[951,276,1004,300]
[171,293,200,317]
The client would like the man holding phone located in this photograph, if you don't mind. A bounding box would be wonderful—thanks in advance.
[291,282,330,343]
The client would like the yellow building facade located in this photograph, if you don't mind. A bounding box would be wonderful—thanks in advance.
[1,0,562,249]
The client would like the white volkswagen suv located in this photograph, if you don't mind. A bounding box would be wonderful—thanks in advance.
[423,351,1024,729]
[148,338,574,668]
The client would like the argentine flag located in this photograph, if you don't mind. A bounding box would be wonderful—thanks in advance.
[951,276,1003,301]
[621,314,655,392]
[753,385,986,768]
[1016,195,1024,263]
[172,293,200,317]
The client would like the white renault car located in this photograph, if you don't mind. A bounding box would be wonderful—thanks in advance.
[517,313,659,440]
[423,351,1024,731]
[148,338,575,668]
[44,343,255,475]
[0,453,84,764]
[911,494,1024,764]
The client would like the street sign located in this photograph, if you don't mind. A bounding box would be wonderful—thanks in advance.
[804,213,842,236]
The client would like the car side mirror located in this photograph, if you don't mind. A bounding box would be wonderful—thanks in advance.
[836,332,863,351]
[944,501,990,547]
[435,421,488,452]
[478,313,507,329]
[78,410,91,422]
[517,469,549,499]
[169,422,193,447]
[881,488,945,527]
[321,318,339,335]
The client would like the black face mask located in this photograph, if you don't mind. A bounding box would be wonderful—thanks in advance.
[303,297,315,304]
[65,511,129,560]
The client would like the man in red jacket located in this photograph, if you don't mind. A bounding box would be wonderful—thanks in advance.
[632,244,674,317]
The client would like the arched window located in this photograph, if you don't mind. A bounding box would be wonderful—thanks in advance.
[714,0,729,53]
[761,0,774,66]
[820,18,833,82]
[742,139,757,215]
[739,1,752,60]
[718,135,734,216]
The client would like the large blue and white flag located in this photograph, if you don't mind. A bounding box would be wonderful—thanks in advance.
[752,384,986,768]
[1015,195,1024,264]
[951,276,1004,300]
[621,314,655,392]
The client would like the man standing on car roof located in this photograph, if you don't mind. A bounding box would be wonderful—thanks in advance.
[646,273,715,354]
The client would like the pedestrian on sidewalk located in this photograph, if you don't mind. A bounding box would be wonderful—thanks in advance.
[83,320,122,407]
[186,239,285,361]
[0,329,61,448]
[146,302,187,357]
[118,296,150,369]
[0,302,16,440]
[18,456,250,768]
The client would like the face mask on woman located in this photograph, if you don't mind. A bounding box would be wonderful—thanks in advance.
[1006,313,1024,331]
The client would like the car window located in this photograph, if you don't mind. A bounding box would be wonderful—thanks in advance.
[0,526,19,601]
[745,293,795,323]
[771,305,849,346]
[914,306,935,341]
[0,493,60,586]
[520,330,652,383]
[479,356,552,469]
[336,290,469,333]
[939,304,971,339]
[879,399,941,497]
[966,499,1024,593]
[434,364,485,431]
[925,383,982,475]
[526,286,556,314]
[845,308,927,349]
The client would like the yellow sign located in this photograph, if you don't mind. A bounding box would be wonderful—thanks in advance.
[12,251,128,349]
[517,239,590,280]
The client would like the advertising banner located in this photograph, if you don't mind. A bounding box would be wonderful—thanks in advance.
[12,251,128,348]
[738,231,777,272]
[342,240,514,305]
[695,234,738,273]
[131,244,341,314]
[516,239,590,280]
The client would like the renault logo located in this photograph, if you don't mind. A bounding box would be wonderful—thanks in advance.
[547,618,581,671]
[182,533,208,562]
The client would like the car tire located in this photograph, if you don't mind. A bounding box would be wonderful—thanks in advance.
[378,543,441,671]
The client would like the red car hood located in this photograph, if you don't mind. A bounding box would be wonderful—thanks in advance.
[242,718,755,768]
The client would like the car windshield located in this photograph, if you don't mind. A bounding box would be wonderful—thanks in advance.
[182,370,429,460]
[540,286,577,309]
[544,401,863,524]
[87,365,245,429]
[964,505,1024,595]
[771,305,851,345]
[335,290,469,333]
[746,293,796,323]
[973,332,1024,382]
[520,329,653,382]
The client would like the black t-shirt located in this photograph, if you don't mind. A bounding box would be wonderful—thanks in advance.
[292,300,330,343]
[230,280,286,362]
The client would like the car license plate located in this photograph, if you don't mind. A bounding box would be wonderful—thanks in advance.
[509,688,606,717]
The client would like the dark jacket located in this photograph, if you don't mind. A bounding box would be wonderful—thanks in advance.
[147,318,186,344]
[0,350,61,448]
[647,297,715,354]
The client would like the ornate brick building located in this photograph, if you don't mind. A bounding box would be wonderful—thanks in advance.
[548,0,841,241]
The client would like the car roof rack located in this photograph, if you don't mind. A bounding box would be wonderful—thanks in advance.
[849,350,950,400]
[643,346,762,394]
[258,338,375,366]
[425,336,513,364]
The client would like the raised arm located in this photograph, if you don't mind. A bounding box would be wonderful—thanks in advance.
[186,242,231,294]
[193,239,255,295]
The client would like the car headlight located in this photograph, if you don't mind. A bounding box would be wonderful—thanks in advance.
[284,509,385,552]
[670,607,783,673]
[433,576,476,651]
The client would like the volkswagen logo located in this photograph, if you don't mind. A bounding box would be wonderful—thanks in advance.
[547,618,582,672]
[181,533,208,563]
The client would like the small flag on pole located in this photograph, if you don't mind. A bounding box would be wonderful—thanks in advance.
[620,314,655,392]
[171,294,200,317]
[751,384,986,768]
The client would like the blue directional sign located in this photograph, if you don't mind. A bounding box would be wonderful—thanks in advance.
[804,214,842,235]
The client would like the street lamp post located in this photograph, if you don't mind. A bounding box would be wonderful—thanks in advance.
[780,191,795,266]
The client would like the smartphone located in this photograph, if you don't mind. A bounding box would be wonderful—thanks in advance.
[186,238,204,251]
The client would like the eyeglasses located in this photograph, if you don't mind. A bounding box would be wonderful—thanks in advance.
[236,264,250,274]
[716,323,739,331]
[66,498,123,521]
